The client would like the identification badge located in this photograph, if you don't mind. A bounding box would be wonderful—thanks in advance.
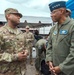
[59,30,68,34]
[53,31,57,35]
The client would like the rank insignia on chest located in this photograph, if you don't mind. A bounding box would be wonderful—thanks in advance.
[59,30,68,34]
[53,31,57,35]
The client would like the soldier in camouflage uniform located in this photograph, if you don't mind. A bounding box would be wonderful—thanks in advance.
[0,8,28,75]
[24,26,34,65]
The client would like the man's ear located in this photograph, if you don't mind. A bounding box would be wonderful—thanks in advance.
[5,14,11,20]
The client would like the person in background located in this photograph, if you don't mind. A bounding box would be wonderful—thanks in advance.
[0,8,28,75]
[34,30,43,41]
[66,9,71,17]
[24,25,34,65]
[46,1,74,75]
[35,38,51,75]
[34,30,43,47]
[0,21,4,27]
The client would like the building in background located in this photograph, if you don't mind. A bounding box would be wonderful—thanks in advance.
[0,14,53,35]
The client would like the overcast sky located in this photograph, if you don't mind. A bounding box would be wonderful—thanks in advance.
[0,0,68,17]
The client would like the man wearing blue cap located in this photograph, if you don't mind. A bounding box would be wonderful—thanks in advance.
[46,1,74,75]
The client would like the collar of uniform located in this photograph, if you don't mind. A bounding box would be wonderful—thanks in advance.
[57,17,71,29]
[5,23,21,35]
[62,17,71,25]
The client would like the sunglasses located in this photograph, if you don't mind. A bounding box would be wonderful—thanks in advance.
[26,28,29,29]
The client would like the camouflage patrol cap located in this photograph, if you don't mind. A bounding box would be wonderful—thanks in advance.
[5,8,22,18]
[26,25,30,28]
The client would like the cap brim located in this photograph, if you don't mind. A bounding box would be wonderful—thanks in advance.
[11,13,22,18]
[26,27,29,29]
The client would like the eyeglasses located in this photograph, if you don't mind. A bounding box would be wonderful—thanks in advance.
[51,9,61,14]
[26,28,29,29]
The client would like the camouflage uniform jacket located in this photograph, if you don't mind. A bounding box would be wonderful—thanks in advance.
[24,32,34,47]
[0,24,27,74]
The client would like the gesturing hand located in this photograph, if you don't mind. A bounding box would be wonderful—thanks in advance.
[17,50,28,61]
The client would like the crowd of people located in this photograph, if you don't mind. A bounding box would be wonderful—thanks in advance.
[0,1,74,75]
